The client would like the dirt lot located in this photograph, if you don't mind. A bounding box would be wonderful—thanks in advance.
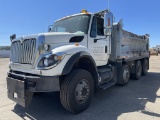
[0,56,160,120]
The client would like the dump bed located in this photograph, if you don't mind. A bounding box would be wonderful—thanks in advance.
[109,23,149,62]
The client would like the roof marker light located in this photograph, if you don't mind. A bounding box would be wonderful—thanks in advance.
[81,9,88,14]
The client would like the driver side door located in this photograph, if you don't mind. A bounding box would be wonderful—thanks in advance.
[88,16,110,66]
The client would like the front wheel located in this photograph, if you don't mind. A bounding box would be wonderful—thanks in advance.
[60,69,94,114]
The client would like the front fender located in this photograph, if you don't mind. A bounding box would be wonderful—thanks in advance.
[51,44,95,75]
[62,51,96,75]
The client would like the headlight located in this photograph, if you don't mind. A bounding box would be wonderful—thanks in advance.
[53,55,58,61]
[38,52,66,69]
[43,58,49,67]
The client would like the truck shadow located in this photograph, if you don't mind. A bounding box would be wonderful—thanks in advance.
[12,72,160,120]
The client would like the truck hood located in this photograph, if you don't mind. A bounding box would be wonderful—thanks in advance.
[43,32,86,44]
[12,32,86,44]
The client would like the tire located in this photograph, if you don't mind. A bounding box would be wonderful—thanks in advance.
[133,60,142,80]
[119,65,130,86]
[60,69,94,114]
[142,59,148,76]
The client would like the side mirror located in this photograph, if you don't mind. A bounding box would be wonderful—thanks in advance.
[48,25,53,32]
[104,11,113,36]
[10,34,16,41]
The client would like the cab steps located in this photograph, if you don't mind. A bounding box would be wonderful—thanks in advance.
[99,81,116,90]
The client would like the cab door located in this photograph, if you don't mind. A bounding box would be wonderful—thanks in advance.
[88,16,110,66]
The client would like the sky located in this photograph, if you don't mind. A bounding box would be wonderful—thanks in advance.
[0,0,160,47]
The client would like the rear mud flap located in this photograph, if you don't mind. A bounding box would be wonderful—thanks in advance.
[7,77,33,107]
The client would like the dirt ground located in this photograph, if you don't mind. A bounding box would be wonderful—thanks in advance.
[0,56,160,120]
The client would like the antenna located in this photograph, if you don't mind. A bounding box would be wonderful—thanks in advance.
[42,21,45,32]
[108,0,110,11]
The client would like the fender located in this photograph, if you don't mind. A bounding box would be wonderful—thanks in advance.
[62,51,97,75]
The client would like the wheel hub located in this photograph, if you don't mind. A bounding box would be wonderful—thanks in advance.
[75,79,89,104]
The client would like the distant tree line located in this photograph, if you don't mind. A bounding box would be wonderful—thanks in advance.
[0,46,11,50]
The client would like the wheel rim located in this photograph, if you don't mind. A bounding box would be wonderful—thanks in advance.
[75,79,90,104]
[123,67,130,82]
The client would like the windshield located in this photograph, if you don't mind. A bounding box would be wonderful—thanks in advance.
[51,14,91,34]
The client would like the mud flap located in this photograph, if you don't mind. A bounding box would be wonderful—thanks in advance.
[7,77,33,107]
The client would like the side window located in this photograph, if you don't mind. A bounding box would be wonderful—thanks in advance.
[97,17,104,36]
[90,17,104,37]
[90,17,96,37]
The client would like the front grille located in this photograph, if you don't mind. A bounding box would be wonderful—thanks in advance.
[11,38,36,64]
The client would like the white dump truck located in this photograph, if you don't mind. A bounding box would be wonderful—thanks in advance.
[7,9,149,113]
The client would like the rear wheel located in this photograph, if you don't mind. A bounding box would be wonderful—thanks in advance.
[60,69,94,114]
[133,60,142,80]
[119,65,130,86]
[142,59,148,76]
